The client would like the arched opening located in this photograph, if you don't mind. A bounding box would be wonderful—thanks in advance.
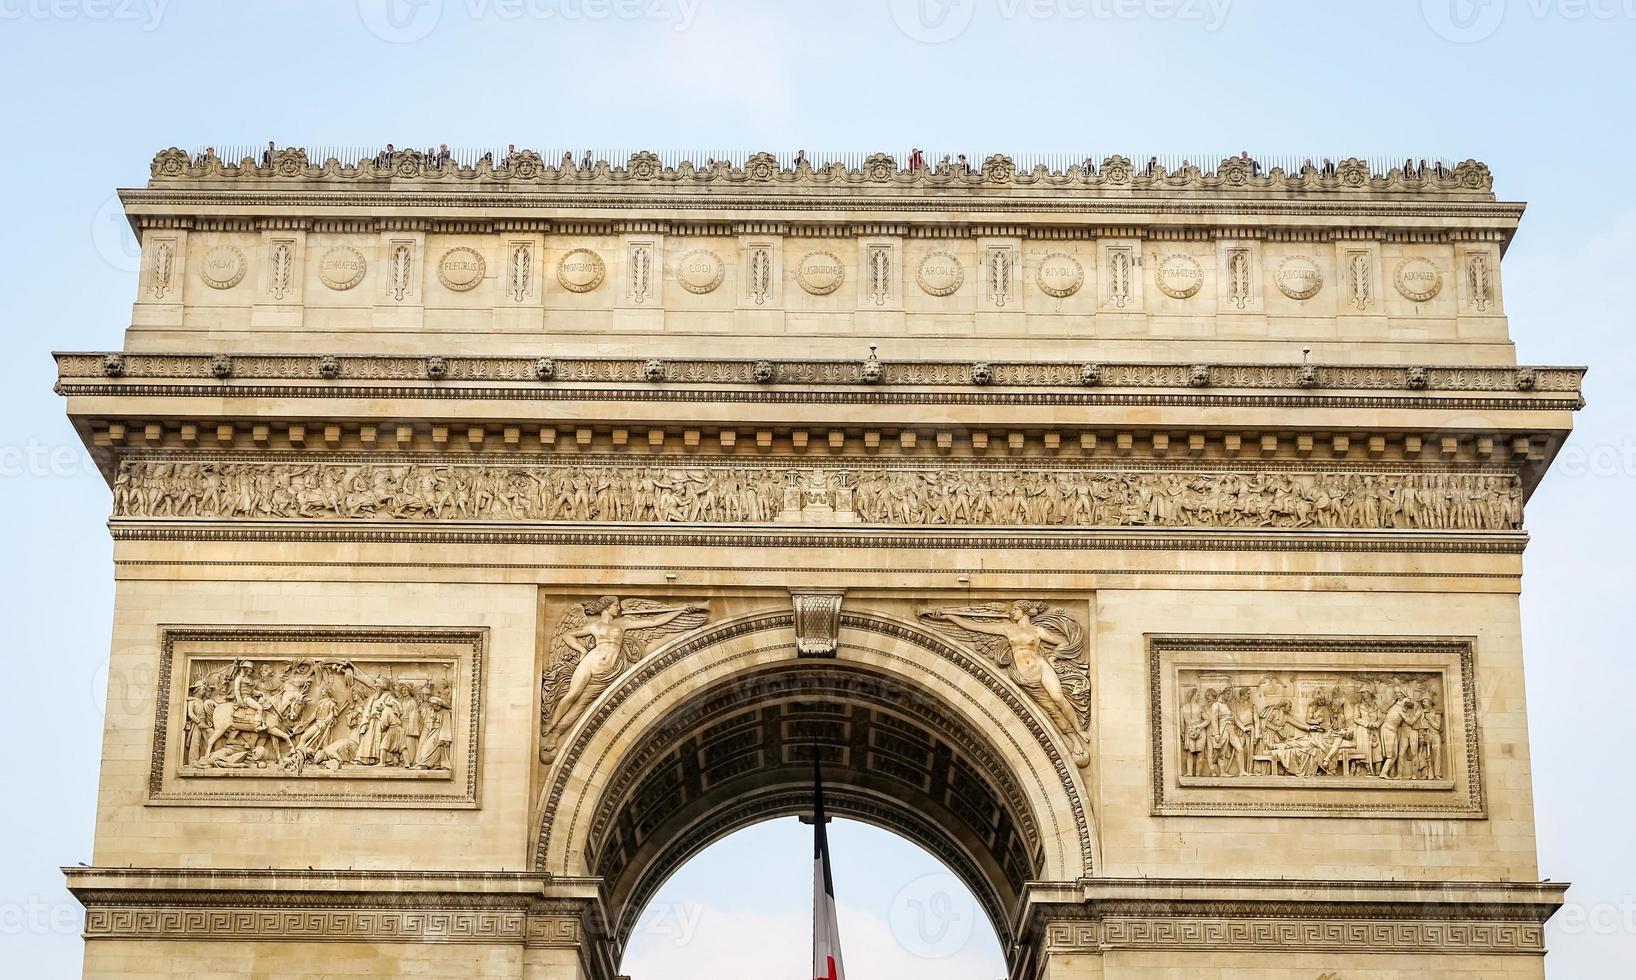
[533,609,1097,977]
[620,818,1008,978]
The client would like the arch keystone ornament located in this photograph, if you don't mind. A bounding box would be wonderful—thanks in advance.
[62,146,1576,980]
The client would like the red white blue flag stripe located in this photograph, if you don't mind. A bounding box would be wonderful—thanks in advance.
[812,751,846,980]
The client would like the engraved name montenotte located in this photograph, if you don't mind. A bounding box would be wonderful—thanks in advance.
[915,252,965,296]
[1036,253,1085,298]
[112,461,1524,531]
[675,250,725,294]
[1395,257,1444,302]
[1275,256,1324,300]
[317,246,367,291]
[556,248,606,293]
[436,247,486,291]
[1155,253,1204,299]
[796,251,845,295]
[199,245,247,290]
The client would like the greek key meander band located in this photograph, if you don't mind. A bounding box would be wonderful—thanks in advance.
[76,906,1544,954]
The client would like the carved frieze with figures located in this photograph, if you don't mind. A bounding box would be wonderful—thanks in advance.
[111,459,1524,533]
[149,627,485,807]
[1149,635,1483,818]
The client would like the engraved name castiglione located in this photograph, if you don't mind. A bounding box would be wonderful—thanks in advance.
[796,250,845,295]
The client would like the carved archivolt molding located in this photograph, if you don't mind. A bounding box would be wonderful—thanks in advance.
[110,459,1525,533]
[148,148,1498,198]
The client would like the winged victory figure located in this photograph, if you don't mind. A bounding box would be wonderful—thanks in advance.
[539,596,710,763]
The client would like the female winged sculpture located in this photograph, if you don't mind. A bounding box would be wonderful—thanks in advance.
[920,601,1092,767]
[539,596,710,762]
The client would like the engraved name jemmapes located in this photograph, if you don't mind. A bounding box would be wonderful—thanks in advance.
[180,657,456,777]
[1178,669,1447,783]
[113,461,1524,532]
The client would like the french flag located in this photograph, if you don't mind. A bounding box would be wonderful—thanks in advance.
[812,751,847,980]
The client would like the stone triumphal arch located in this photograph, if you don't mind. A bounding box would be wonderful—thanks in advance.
[63,147,1574,978]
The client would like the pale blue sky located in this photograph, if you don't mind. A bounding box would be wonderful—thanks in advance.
[1,2,1633,977]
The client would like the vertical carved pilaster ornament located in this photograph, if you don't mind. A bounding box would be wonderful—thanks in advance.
[1468,253,1491,312]
[791,589,845,658]
[989,248,1011,308]
[1109,248,1132,308]
[150,241,174,300]
[1227,249,1252,310]
[749,246,771,305]
[630,243,652,304]
[1348,251,1372,311]
[268,240,293,300]
[869,247,891,306]
[390,242,413,302]
[509,243,531,303]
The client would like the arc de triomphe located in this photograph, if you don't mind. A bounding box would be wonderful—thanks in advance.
[60,148,1575,979]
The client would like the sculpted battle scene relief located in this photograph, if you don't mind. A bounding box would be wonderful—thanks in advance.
[179,657,458,778]
[919,602,1093,767]
[112,460,1524,532]
[1178,669,1449,785]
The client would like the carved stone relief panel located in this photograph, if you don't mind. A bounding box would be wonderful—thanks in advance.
[981,243,1019,309]
[1218,242,1259,312]
[110,458,1526,532]
[506,240,534,303]
[1103,245,1136,310]
[149,627,485,808]
[627,241,655,304]
[860,241,898,308]
[1341,247,1376,312]
[144,235,180,301]
[1149,635,1483,818]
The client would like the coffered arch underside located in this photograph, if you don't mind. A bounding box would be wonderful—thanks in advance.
[532,611,1096,947]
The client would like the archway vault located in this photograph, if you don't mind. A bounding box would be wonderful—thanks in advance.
[532,608,1097,961]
